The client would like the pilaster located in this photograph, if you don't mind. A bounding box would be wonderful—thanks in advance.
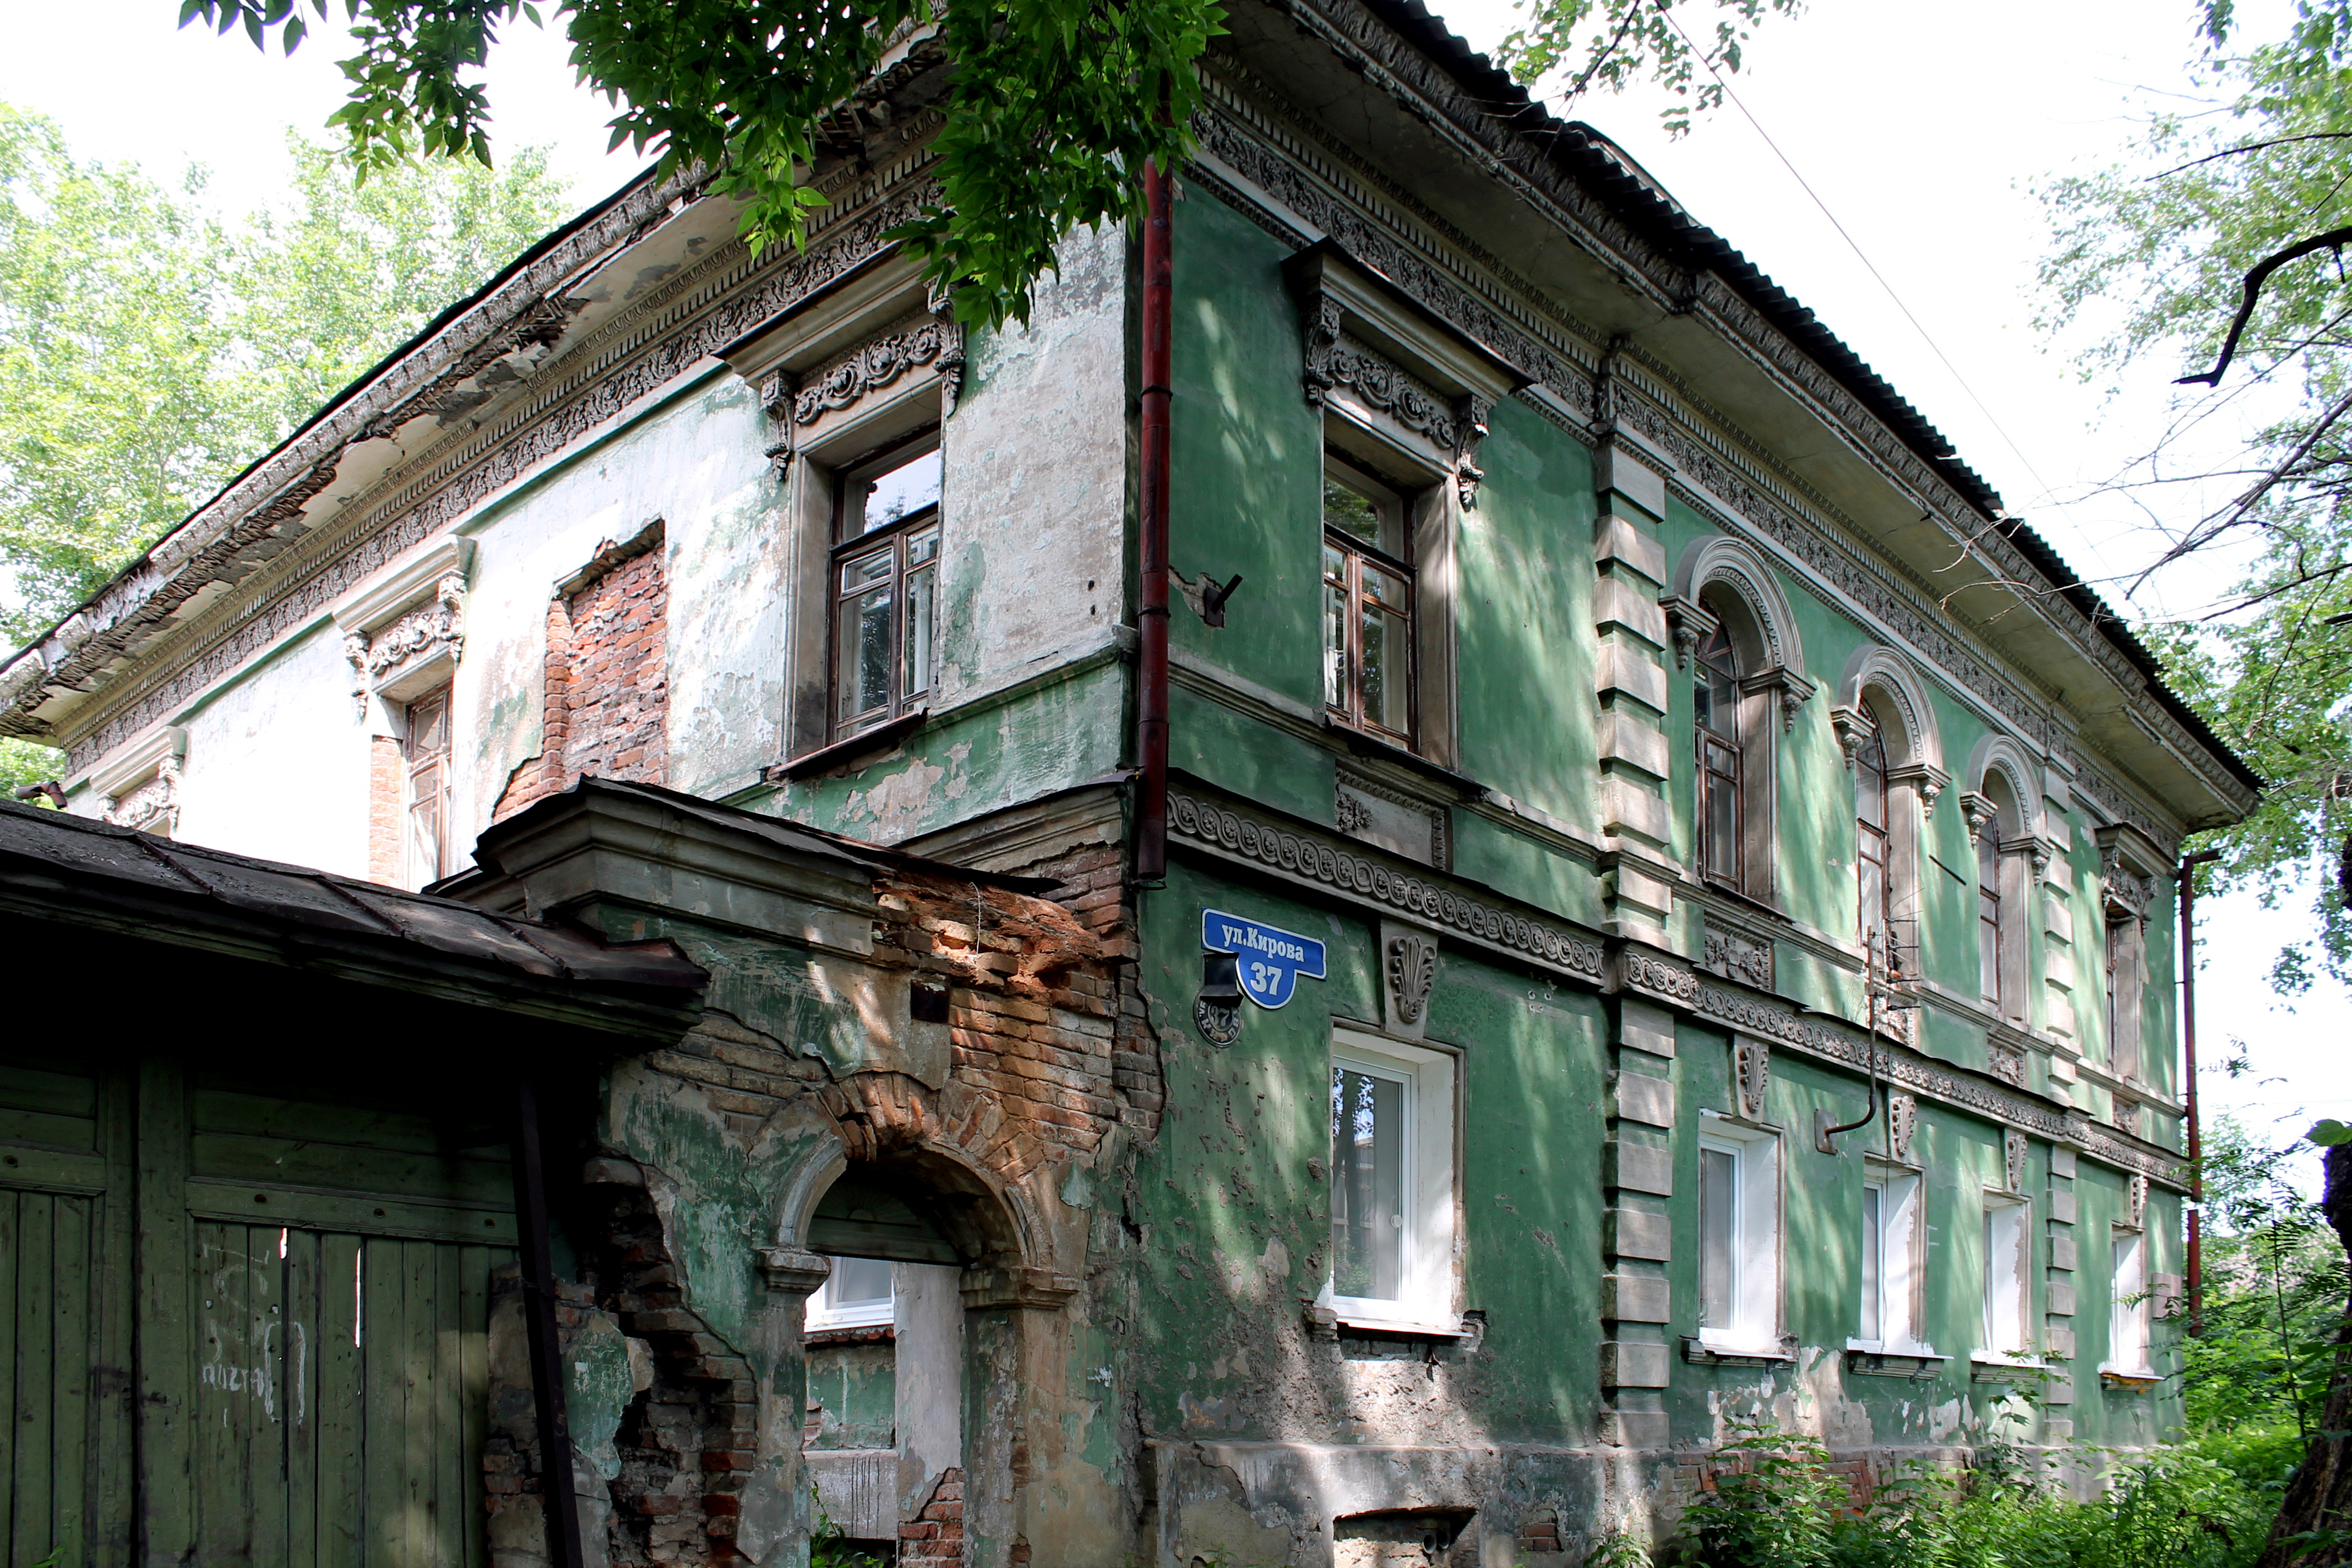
[1591,423,1683,944]
[2042,1145,2077,1435]
[1598,994,1677,1449]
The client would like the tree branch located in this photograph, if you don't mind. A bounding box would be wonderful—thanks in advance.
[2149,132,2352,181]
[2179,225,2352,387]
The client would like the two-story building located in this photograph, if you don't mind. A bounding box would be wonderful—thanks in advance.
[0,1,2255,1563]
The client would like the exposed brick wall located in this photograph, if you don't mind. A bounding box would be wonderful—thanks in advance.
[485,853,1129,1566]
[899,1468,963,1562]
[498,522,669,819]
[367,735,403,884]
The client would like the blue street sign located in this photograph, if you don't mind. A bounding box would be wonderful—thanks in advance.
[1201,908,1327,1009]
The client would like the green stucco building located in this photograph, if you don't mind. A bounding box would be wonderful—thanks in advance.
[0,0,2257,1563]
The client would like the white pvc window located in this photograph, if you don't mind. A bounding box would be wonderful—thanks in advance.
[1978,1195,2033,1362]
[1853,1168,1925,1353]
[2106,1230,2153,1376]
[1697,1118,1781,1353]
[807,1255,896,1332]
[1326,1032,1457,1333]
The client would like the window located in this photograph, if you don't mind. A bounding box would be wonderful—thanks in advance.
[1979,1195,2032,1362]
[1694,622,1744,888]
[831,433,941,738]
[2106,918,2144,1082]
[1326,1032,1457,1332]
[1855,1168,1924,1351]
[807,1255,896,1332]
[1855,709,1894,972]
[1977,823,2003,1008]
[2106,1230,2152,1375]
[404,682,453,888]
[1697,1118,1781,1353]
[1322,455,1415,744]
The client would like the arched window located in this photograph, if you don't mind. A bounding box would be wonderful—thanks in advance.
[1855,704,1893,973]
[1670,537,1816,907]
[1976,811,2003,1007]
[1695,620,1745,886]
[1972,771,2026,1020]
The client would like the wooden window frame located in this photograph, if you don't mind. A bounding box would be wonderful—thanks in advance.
[1320,451,1420,749]
[1694,620,1748,892]
[827,428,943,743]
[402,681,454,889]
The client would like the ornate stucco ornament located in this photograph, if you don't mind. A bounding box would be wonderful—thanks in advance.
[1385,932,1438,1026]
[1887,1092,1918,1161]
[1734,1037,1770,1120]
[790,308,966,427]
[2003,1127,2029,1194]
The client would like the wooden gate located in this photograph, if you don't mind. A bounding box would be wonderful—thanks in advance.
[0,1052,516,1567]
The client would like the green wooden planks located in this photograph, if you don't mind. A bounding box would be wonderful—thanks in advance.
[0,1187,101,1567]
[186,1224,514,1566]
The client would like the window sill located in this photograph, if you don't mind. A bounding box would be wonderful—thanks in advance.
[1683,1335,1793,1368]
[805,1324,896,1348]
[1969,1353,2045,1382]
[2098,1365,2162,1391]
[1843,1346,1946,1381]
[1306,1301,1466,1341]
[765,710,927,782]
[1318,718,1481,797]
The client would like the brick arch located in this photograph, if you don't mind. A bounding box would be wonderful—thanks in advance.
[778,1071,1059,1276]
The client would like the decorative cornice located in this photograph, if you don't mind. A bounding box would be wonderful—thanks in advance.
[1264,0,2251,824]
[1167,786,1606,984]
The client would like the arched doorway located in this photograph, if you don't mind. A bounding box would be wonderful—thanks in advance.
[799,1165,979,1564]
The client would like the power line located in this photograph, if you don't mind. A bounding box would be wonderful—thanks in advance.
[1651,6,2061,507]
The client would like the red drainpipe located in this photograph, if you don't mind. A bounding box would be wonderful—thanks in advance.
[2179,847,2220,1333]
[1135,157,1173,883]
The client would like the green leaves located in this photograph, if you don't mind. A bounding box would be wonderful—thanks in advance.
[2039,16,2352,992]
[1491,0,1800,137]
[2310,1118,2352,1145]
[0,108,573,646]
[181,0,1225,331]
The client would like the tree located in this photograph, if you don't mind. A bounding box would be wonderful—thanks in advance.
[2039,4,2352,992]
[0,107,574,789]
[181,0,1798,334]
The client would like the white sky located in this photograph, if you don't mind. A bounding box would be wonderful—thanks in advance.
[0,2,2339,1168]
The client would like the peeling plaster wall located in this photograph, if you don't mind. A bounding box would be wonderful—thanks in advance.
[935,221,1131,714]
[170,621,374,875]
[460,372,779,843]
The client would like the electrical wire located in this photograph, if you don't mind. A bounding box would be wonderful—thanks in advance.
[1651,4,2061,507]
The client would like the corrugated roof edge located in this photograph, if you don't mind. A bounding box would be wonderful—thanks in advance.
[1354,0,2260,796]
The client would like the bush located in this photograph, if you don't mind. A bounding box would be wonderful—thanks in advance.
[1659,1422,2271,1568]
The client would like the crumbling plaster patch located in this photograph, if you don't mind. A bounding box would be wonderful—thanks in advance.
[459,377,771,850]
[936,221,1129,712]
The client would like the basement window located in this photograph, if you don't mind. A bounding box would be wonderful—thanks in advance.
[1696,1115,1781,1355]
[1325,1031,1457,1334]
[807,1255,896,1332]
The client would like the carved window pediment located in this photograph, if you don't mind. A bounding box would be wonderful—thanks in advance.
[88,724,187,837]
[715,251,962,467]
[330,535,475,721]
[1286,242,1527,507]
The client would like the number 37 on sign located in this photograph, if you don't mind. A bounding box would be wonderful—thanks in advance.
[1201,908,1328,1009]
